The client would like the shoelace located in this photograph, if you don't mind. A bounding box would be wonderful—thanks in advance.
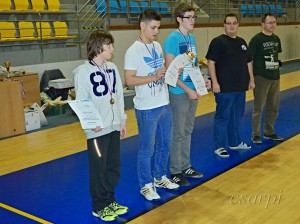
[102,207,114,217]
[141,187,151,195]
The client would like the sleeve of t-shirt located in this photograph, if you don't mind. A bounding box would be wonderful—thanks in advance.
[205,37,220,62]
[124,45,139,71]
[248,36,257,59]
[164,35,176,56]
[244,41,252,63]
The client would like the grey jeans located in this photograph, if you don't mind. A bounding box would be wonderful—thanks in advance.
[252,75,280,136]
[169,92,198,174]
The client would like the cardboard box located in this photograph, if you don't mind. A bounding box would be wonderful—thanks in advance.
[25,111,41,131]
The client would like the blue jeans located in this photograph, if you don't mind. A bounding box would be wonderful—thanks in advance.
[135,105,173,188]
[214,92,246,149]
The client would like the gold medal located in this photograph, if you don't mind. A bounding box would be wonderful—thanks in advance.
[186,50,195,60]
[110,98,115,104]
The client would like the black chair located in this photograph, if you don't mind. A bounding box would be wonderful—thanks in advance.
[40,69,69,100]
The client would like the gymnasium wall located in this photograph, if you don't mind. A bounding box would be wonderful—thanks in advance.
[11,24,300,84]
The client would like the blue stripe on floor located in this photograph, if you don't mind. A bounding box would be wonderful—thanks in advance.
[0,86,299,224]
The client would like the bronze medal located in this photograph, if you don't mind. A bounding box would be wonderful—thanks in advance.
[110,98,115,104]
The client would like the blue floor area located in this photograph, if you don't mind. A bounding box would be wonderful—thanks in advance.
[0,86,300,224]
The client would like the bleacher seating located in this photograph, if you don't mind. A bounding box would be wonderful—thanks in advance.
[160,2,168,14]
[36,21,52,39]
[53,21,76,39]
[119,0,127,12]
[277,4,285,15]
[0,0,11,11]
[140,2,149,12]
[109,0,120,12]
[241,4,247,16]
[0,22,17,41]
[150,2,160,12]
[31,0,45,11]
[255,4,263,15]
[241,2,288,17]
[129,1,140,13]
[96,0,107,13]
[18,21,37,40]
[46,0,60,11]
[248,4,254,15]
[269,4,277,14]
[14,0,29,11]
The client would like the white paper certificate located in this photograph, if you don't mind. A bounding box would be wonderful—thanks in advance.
[68,99,104,129]
[165,54,191,87]
[189,68,208,96]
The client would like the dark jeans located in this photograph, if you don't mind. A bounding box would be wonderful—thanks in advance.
[214,92,246,149]
[87,131,120,211]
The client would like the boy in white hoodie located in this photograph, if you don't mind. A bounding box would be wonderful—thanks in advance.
[73,30,128,222]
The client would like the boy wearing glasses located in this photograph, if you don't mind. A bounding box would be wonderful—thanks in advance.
[206,13,255,158]
[164,3,210,186]
[249,13,283,144]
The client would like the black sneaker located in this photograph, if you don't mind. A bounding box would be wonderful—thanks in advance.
[182,167,204,178]
[263,134,283,141]
[170,173,190,186]
[252,135,262,144]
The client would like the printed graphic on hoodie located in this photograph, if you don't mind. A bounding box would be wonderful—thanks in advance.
[90,69,116,97]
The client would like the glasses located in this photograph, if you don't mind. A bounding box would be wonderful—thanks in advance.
[180,16,198,21]
[265,21,277,25]
[225,22,238,25]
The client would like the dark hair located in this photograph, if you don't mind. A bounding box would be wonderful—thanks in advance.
[262,13,276,23]
[139,9,161,25]
[224,13,239,23]
[175,3,195,26]
[87,30,114,61]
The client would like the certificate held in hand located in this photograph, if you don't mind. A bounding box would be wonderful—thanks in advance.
[68,99,104,130]
[164,53,191,87]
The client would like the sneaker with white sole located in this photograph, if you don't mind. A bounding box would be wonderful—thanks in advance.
[214,148,229,158]
[263,134,283,141]
[252,135,262,144]
[182,167,204,178]
[140,183,160,201]
[154,175,179,190]
[170,173,190,186]
[229,142,251,150]
[92,206,118,222]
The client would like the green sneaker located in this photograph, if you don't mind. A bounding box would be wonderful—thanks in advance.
[92,207,117,222]
[108,201,129,215]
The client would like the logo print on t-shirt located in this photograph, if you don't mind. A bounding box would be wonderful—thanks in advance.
[143,48,164,93]
[241,45,247,50]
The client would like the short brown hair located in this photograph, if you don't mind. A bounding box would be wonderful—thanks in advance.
[139,9,161,25]
[87,30,114,61]
[175,3,195,26]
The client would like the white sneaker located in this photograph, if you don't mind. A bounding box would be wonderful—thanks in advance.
[214,148,229,158]
[154,175,179,190]
[140,183,160,201]
[229,142,251,150]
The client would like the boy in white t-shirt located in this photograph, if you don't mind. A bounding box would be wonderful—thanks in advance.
[124,9,179,201]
